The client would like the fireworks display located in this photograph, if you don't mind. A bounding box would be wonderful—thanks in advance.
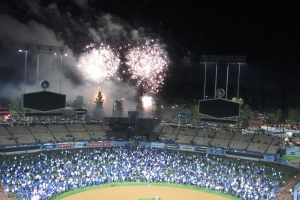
[78,44,120,83]
[125,39,169,95]
[142,95,153,108]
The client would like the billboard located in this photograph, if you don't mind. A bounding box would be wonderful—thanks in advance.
[180,145,194,151]
[250,118,265,126]
[166,144,179,149]
[177,112,190,119]
[104,141,116,147]
[72,142,88,148]
[151,142,165,149]
[73,108,87,115]
[0,108,9,116]
[57,143,72,149]
[88,142,103,147]
[40,144,57,150]
[23,91,66,111]
[199,99,240,118]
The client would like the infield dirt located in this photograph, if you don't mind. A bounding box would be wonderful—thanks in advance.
[61,186,229,200]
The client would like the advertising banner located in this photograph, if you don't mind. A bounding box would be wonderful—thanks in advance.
[72,142,88,148]
[250,118,265,126]
[208,148,225,155]
[195,146,207,153]
[180,145,194,151]
[264,155,275,162]
[139,142,151,147]
[151,142,165,149]
[177,112,190,119]
[166,144,179,149]
[104,141,116,147]
[40,144,57,150]
[116,141,128,146]
[0,108,9,116]
[88,142,103,147]
[57,143,72,149]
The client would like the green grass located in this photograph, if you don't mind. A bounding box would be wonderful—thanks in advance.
[51,182,240,200]
[283,155,300,163]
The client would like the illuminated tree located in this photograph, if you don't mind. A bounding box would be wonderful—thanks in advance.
[93,91,105,119]
[232,97,244,105]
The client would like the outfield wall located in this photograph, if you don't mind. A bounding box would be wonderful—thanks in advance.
[0,141,298,169]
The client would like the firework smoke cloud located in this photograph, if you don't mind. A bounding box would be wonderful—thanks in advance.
[0,1,170,117]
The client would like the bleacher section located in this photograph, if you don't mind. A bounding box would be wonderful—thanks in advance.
[0,123,286,155]
[231,133,253,142]
[193,137,212,146]
[27,125,56,143]
[197,130,215,138]
[252,135,273,145]
[101,124,112,131]
[160,126,179,142]
[272,137,284,146]
[0,135,16,146]
[71,132,91,141]
[265,145,280,154]
[84,125,107,141]
[229,140,249,150]
[247,143,269,153]
[175,127,197,144]
[6,126,36,144]
[176,135,194,144]
[153,125,163,133]
[65,124,86,132]
[210,138,230,148]
[65,124,92,141]
[0,126,9,135]
[47,125,72,142]
[215,131,234,140]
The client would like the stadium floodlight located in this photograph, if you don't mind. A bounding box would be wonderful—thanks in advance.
[18,49,28,119]
[19,43,68,93]
[200,55,246,100]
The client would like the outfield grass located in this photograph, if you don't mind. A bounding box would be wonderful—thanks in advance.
[52,182,240,200]
[283,155,300,163]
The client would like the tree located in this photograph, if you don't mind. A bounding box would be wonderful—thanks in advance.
[275,108,285,127]
[287,108,299,125]
[153,97,163,120]
[239,104,252,128]
[114,100,124,117]
[190,105,201,123]
[9,99,21,121]
[93,91,105,119]
[73,95,85,108]
[135,97,144,118]
[232,97,244,105]
[266,115,275,130]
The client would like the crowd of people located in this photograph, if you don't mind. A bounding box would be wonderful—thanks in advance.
[0,147,283,200]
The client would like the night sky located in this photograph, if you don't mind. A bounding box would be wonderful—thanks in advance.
[0,0,299,111]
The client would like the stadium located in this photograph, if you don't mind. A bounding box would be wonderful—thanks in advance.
[0,48,300,200]
[0,117,300,200]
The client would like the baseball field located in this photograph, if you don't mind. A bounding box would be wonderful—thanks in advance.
[53,182,239,200]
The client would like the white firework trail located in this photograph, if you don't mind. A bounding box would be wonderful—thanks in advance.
[78,43,120,83]
[125,39,169,95]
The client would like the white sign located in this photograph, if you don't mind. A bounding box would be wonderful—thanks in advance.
[151,142,165,149]
[180,145,194,151]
